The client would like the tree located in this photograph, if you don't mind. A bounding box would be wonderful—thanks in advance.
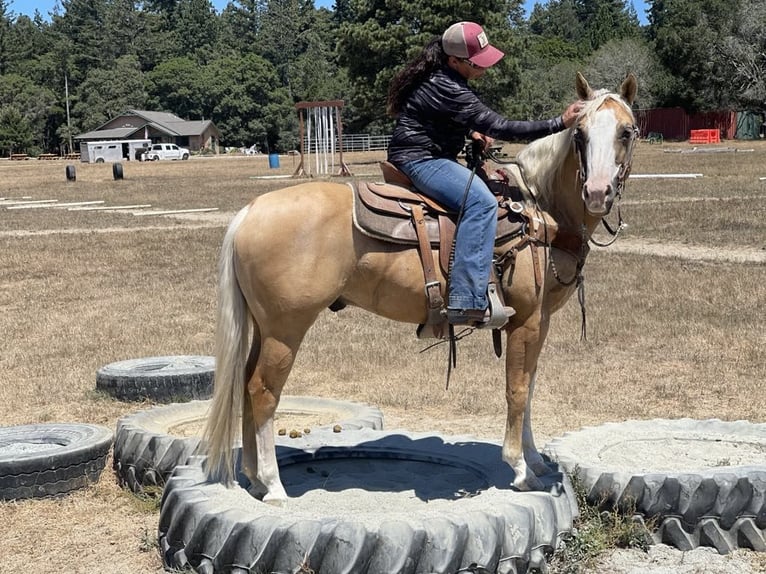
[103,0,150,63]
[175,0,219,64]
[529,0,640,56]
[583,0,640,50]
[648,0,740,110]
[585,37,662,107]
[0,73,56,152]
[51,0,111,84]
[515,0,640,119]
[718,0,766,110]
[337,0,524,131]
[0,106,34,155]
[146,56,215,119]
[207,53,294,150]
[287,7,349,102]
[529,0,586,51]
[71,55,148,133]
[257,0,318,97]
[289,34,350,104]
[4,14,53,76]
[0,0,14,74]
[513,60,583,122]
[218,0,265,55]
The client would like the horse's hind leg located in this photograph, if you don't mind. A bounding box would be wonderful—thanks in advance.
[240,323,263,495]
[242,323,312,505]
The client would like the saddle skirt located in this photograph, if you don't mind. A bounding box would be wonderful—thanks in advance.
[351,162,533,274]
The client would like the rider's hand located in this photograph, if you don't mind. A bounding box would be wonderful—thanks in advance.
[470,131,494,152]
[561,101,585,128]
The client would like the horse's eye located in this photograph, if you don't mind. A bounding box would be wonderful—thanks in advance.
[620,128,633,142]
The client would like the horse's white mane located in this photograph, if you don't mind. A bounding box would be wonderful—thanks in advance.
[515,89,633,202]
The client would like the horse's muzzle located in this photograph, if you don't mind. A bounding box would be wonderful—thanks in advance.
[582,182,615,215]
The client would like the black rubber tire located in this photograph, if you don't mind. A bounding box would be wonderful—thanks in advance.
[113,396,384,493]
[181,153,189,160]
[159,429,579,574]
[544,418,766,553]
[65,164,76,181]
[95,157,104,163]
[112,162,123,180]
[0,423,113,500]
[96,355,215,403]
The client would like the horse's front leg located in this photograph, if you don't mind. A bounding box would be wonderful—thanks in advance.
[503,315,549,491]
[522,371,552,476]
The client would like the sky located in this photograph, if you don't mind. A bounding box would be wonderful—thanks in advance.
[8,0,649,25]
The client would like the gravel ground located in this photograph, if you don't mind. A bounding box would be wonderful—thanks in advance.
[590,544,766,573]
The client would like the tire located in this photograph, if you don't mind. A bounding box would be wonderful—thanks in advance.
[65,164,76,181]
[0,423,113,500]
[544,418,766,553]
[112,162,123,180]
[181,153,189,160]
[159,429,579,574]
[114,396,384,493]
[95,157,104,163]
[96,355,215,403]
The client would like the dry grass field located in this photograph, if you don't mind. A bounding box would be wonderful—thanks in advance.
[0,141,765,573]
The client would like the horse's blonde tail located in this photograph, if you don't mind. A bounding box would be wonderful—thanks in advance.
[201,205,251,485]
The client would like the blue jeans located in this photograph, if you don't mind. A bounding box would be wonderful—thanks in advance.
[398,158,498,310]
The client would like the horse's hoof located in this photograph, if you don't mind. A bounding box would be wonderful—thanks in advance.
[513,473,545,491]
[263,495,288,507]
[528,459,551,477]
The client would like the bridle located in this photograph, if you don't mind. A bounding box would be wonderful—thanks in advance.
[572,120,640,247]
[484,106,639,290]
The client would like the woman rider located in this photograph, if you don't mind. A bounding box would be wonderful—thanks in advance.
[387,21,583,326]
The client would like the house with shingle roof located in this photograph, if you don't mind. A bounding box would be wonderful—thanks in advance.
[75,110,221,153]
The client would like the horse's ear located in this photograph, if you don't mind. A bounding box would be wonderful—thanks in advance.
[621,73,638,106]
[575,72,594,100]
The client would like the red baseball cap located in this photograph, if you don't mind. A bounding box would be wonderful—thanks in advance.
[442,22,505,69]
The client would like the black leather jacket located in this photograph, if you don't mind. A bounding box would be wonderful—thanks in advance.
[387,66,565,166]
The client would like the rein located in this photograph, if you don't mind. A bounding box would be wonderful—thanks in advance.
[444,148,482,389]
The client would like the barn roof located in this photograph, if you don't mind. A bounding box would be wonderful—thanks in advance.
[75,127,142,140]
[75,110,219,140]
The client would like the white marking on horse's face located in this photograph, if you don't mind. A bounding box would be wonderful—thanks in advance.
[581,107,621,215]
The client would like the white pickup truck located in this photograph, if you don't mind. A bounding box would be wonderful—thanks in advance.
[142,143,190,161]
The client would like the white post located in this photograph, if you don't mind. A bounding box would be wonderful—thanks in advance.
[329,107,336,174]
[314,108,320,175]
[292,100,352,178]
[322,107,329,174]
[306,109,313,176]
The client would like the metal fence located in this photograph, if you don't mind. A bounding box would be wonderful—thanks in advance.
[302,134,391,153]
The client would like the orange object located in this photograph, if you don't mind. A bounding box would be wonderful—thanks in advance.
[689,129,720,144]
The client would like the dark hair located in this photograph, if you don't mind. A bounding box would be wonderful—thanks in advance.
[387,37,447,117]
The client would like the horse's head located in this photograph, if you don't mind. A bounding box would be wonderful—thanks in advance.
[572,72,638,216]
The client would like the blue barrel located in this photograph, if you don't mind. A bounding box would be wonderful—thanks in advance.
[268,153,280,169]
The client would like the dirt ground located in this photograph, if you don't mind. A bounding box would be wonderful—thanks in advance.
[0,144,765,573]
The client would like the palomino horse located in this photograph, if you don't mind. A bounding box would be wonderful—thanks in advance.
[203,73,638,503]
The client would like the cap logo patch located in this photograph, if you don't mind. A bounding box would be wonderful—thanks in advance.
[476,31,489,49]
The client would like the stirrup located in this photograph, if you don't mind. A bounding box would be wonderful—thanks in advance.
[477,283,515,329]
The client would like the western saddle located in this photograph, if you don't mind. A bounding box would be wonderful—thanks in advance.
[352,161,554,335]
